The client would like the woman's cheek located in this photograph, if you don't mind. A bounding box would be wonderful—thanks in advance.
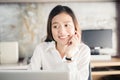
[69,30,75,36]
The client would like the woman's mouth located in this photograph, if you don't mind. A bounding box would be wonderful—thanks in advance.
[59,36,68,39]
[58,36,69,40]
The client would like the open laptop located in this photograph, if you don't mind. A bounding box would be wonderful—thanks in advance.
[0,70,70,80]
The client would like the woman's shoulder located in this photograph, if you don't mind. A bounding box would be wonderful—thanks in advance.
[79,42,91,56]
[79,42,90,50]
[36,41,55,50]
[78,42,91,60]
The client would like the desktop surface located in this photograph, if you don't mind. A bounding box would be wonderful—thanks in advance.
[0,70,70,80]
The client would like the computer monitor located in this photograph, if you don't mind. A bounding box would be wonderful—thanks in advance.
[82,29,112,55]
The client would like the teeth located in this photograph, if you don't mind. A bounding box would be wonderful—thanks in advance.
[60,36,66,38]
[59,36,68,39]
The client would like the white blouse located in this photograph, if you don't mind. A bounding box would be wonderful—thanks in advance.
[28,41,90,80]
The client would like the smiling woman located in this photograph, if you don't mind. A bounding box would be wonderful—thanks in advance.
[28,5,90,80]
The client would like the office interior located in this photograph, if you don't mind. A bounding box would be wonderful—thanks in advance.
[0,0,120,80]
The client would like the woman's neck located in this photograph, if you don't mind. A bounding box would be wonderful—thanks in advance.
[56,43,66,58]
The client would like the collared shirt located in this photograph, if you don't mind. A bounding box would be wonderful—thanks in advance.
[28,41,90,80]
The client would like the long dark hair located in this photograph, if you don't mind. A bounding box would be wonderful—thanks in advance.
[45,5,80,42]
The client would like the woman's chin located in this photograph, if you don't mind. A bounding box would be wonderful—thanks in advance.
[57,41,68,46]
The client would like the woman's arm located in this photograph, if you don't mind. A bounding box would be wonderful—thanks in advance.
[76,46,90,80]
[65,44,90,80]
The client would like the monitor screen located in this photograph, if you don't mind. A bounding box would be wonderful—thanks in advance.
[82,29,112,49]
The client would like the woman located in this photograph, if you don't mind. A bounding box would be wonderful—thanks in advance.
[28,5,90,80]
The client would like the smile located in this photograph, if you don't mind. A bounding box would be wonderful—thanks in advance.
[58,36,69,40]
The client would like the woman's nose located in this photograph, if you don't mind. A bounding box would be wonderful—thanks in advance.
[58,26,66,34]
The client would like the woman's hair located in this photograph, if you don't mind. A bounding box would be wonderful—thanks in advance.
[45,5,80,42]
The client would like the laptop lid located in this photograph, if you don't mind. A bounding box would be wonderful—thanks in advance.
[0,70,70,80]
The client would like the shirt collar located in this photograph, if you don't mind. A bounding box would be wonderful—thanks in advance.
[46,41,56,51]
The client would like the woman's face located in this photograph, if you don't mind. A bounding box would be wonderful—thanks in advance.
[51,12,75,46]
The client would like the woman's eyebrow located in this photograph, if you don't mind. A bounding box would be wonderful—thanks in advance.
[52,21,72,25]
[52,22,58,25]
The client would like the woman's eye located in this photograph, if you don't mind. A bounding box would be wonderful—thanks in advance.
[65,24,68,27]
[53,25,58,28]
[53,26,57,28]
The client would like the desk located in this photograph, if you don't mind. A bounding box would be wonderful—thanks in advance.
[0,64,28,70]
[91,57,120,80]
[91,58,120,68]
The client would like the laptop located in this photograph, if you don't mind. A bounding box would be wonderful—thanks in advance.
[0,70,70,80]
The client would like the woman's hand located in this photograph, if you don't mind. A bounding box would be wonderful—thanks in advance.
[65,31,81,58]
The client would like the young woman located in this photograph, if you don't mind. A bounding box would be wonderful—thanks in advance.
[28,5,90,80]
